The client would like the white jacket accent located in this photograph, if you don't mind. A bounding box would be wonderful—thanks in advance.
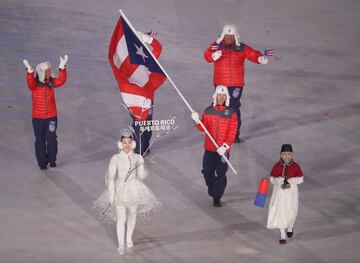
[108,151,147,191]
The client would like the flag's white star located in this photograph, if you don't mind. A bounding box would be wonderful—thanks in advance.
[134,44,148,62]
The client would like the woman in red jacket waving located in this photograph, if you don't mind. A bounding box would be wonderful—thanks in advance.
[23,55,68,170]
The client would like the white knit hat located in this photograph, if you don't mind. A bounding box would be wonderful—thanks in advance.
[213,85,230,107]
[35,62,54,83]
[216,24,240,46]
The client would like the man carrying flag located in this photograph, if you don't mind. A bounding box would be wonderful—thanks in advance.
[107,11,238,212]
[109,13,167,155]
[191,85,238,207]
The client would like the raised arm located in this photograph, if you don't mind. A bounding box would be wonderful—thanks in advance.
[23,59,37,91]
[204,42,221,63]
[244,44,263,64]
[150,38,162,59]
[53,69,67,88]
[53,55,68,88]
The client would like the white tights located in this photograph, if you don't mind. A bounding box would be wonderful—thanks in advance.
[116,205,137,249]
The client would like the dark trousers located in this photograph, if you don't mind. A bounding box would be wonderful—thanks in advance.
[132,110,153,155]
[202,150,229,201]
[32,116,58,167]
[227,86,243,138]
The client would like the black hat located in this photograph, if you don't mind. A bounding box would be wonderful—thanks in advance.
[280,144,293,153]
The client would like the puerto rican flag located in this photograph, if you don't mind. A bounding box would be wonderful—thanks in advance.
[108,13,167,121]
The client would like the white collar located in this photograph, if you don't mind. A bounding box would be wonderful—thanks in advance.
[119,150,133,157]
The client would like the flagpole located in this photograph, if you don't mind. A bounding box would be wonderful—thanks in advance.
[119,10,237,175]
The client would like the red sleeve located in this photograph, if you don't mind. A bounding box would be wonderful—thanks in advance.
[150,38,162,59]
[271,163,282,177]
[224,112,238,146]
[26,72,37,91]
[195,111,208,132]
[203,42,217,63]
[53,69,67,88]
[244,44,262,64]
[295,163,304,177]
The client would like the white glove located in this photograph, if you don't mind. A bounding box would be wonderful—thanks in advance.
[59,54,68,69]
[216,32,225,44]
[212,50,222,61]
[108,189,115,204]
[258,55,268,65]
[216,143,230,156]
[138,31,153,44]
[22,59,33,73]
[191,112,201,124]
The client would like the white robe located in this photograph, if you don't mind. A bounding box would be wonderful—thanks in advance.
[267,176,304,229]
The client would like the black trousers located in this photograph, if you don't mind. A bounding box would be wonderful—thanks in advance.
[132,110,153,155]
[227,86,243,138]
[202,150,229,201]
[32,116,58,167]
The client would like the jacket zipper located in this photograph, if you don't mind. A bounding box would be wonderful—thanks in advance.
[216,111,219,146]
[45,84,48,118]
[229,49,232,85]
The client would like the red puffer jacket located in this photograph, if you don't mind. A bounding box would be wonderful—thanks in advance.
[26,69,67,118]
[195,105,238,152]
[204,42,262,87]
[271,160,304,178]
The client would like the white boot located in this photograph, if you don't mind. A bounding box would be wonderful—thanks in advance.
[126,238,134,248]
[117,246,125,255]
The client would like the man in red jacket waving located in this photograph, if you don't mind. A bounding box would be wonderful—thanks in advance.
[23,55,68,169]
[191,85,238,207]
[204,24,271,142]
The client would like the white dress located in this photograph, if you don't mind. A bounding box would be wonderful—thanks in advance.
[266,176,304,229]
[93,151,159,222]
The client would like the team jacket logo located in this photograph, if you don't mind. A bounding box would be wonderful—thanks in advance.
[49,121,56,132]
[232,88,241,98]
